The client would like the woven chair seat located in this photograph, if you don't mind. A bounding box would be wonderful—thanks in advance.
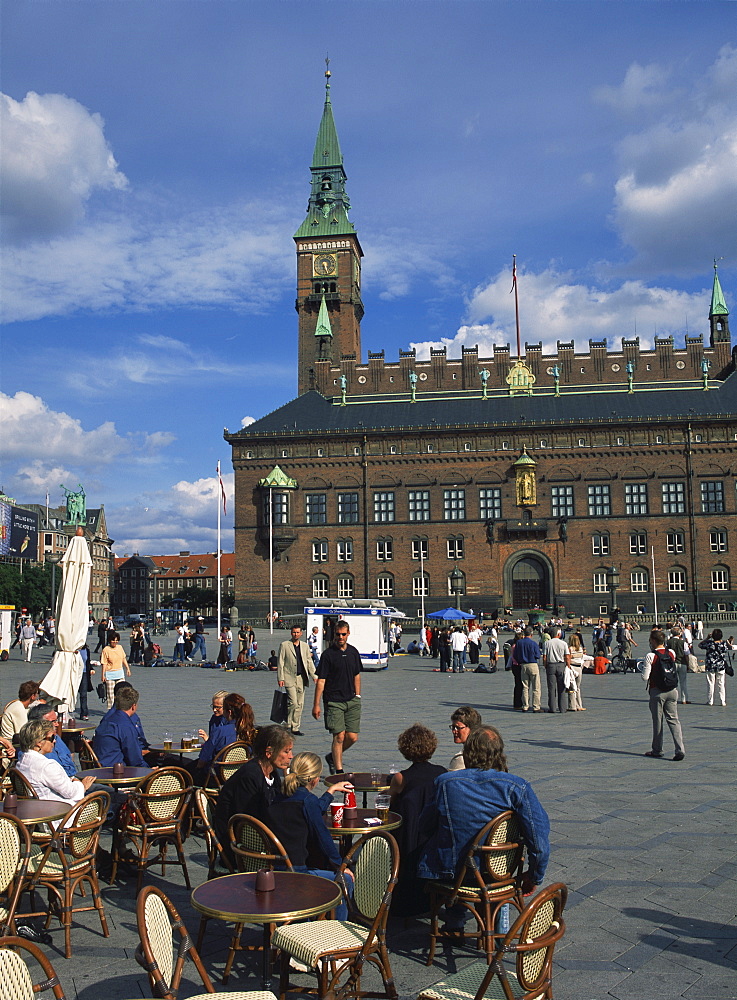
[187,993,278,1000]
[420,959,541,1000]
[0,905,8,921]
[273,920,368,968]
[28,845,89,877]
[433,881,517,899]
[0,948,37,997]
[125,821,178,836]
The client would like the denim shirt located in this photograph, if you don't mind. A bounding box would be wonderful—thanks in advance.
[417,768,550,885]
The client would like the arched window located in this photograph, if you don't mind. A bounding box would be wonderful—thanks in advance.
[312,574,329,599]
[413,573,429,598]
[337,574,354,599]
[711,566,730,591]
[377,574,394,599]
[667,567,687,592]
[630,567,649,593]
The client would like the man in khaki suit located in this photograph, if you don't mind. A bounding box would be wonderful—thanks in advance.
[277,626,316,735]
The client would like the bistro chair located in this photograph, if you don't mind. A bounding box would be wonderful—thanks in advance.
[0,936,67,999]
[18,791,110,959]
[135,886,278,1000]
[426,811,525,966]
[110,766,192,892]
[274,830,399,1000]
[193,787,233,880]
[418,882,568,1000]
[211,740,251,788]
[77,737,101,770]
[6,768,37,799]
[0,813,31,936]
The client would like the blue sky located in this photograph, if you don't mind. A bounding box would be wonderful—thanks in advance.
[2,1,736,555]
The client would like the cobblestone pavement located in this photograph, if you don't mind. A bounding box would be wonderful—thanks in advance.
[1,626,735,999]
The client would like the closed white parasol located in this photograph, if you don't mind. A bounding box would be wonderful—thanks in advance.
[40,527,92,711]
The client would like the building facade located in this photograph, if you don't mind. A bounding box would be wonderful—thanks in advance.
[113,552,235,617]
[225,74,736,623]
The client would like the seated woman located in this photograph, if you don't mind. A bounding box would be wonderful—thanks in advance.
[389,724,446,916]
[267,752,354,920]
[197,690,229,743]
[189,693,256,784]
[16,720,95,824]
[448,706,482,770]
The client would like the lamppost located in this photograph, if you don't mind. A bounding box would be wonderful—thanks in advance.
[607,566,620,623]
[149,566,163,635]
[450,565,464,611]
[47,553,62,617]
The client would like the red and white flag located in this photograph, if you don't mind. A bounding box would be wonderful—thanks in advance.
[217,462,227,515]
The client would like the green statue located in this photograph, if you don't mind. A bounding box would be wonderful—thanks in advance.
[60,484,86,526]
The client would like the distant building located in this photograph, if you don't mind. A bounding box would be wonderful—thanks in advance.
[225,73,736,623]
[113,551,235,617]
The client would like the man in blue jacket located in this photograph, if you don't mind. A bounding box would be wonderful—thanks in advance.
[93,686,147,767]
[418,725,550,927]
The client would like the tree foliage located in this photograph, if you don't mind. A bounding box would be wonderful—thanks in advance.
[174,585,214,613]
[0,563,53,618]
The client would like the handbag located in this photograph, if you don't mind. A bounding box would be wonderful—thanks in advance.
[270,688,288,724]
[96,682,106,701]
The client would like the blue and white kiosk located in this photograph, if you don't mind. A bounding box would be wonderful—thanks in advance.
[304,599,406,671]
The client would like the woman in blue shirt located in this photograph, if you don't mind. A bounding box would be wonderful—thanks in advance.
[268,752,354,919]
[189,693,256,784]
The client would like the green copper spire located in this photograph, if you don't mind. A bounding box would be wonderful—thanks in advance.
[710,258,729,317]
[295,60,356,239]
[314,294,333,338]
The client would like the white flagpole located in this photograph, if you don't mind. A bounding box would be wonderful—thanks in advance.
[651,545,658,624]
[217,462,222,639]
[420,544,426,623]
[269,487,274,635]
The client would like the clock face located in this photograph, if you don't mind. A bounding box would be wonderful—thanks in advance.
[313,253,337,277]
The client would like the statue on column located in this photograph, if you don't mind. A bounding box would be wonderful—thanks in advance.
[626,360,635,393]
[409,370,418,402]
[60,484,87,526]
[479,369,490,399]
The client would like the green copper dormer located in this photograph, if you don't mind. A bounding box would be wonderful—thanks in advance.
[314,294,333,338]
[294,63,356,239]
[710,260,729,318]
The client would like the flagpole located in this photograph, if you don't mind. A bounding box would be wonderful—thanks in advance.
[651,545,658,624]
[512,255,522,359]
[269,488,274,635]
[217,462,222,639]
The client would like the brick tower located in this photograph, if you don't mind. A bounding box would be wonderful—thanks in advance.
[295,64,363,394]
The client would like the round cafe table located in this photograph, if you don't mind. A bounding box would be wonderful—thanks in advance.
[147,744,200,756]
[191,871,341,986]
[60,723,95,752]
[1,799,69,826]
[81,766,151,787]
[323,772,390,807]
[325,807,401,854]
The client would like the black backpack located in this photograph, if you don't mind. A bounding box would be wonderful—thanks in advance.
[653,649,679,691]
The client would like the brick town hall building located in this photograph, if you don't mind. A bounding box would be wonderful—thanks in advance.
[225,72,737,623]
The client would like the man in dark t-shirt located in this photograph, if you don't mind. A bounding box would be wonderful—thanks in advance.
[313,621,361,774]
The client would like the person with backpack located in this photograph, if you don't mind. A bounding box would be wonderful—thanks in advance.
[642,629,685,761]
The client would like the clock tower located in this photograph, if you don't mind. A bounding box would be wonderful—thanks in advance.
[295,64,363,394]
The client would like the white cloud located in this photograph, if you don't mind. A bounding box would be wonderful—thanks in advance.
[363,229,454,300]
[594,62,673,118]
[0,391,175,494]
[240,416,256,428]
[1,91,127,244]
[410,265,707,358]
[604,46,737,276]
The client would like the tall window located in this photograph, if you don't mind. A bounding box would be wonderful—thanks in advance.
[666,531,685,554]
[588,485,611,517]
[305,493,327,525]
[412,574,429,598]
[443,489,465,521]
[479,488,502,520]
[701,481,724,513]
[373,492,395,523]
[376,539,393,561]
[311,540,328,563]
[312,575,328,599]
[711,567,729,591]
[337,575,354,599]
[630,569,649,592]
[411,538,428,561]
[710,530,727,553]
[592,533,610,556]
[377,575,394,599]
[551,486,574,518]
[625,483,648,515]
[338,493,359,524]
[264,492,289,524]
[337,539,353,562]
[661,482,685,515]
[408,490,430,522]
[447,537,464,560]
[668,569,686,592]
[630,532,647,555]
[593,572,608,594]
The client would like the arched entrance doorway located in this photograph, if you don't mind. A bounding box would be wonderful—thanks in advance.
[509,554,551,609]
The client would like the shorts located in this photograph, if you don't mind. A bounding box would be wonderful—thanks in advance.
[324,697,361,736]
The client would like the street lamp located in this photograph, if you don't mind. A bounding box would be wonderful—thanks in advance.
[47,553,62,617]
[149,566,163,633]
[450,565,464,611]
[607,566,620,623]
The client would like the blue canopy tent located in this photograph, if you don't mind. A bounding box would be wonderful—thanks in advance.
[426,607,476,621]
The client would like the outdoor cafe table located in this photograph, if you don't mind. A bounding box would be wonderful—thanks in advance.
[81,766,151,787]
[1,799,68,826]
[324,808,402,854]
[60,723,95,751]
[147,744,200,758]
[191,871,341,986]
[323,772,391,807]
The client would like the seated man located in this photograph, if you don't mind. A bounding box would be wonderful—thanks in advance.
[93,686,147,767]
[19,704,77,777]
[17,720,95,818]
[1,680,40,742]
[108,680,179,767]
[418,725,550,927]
